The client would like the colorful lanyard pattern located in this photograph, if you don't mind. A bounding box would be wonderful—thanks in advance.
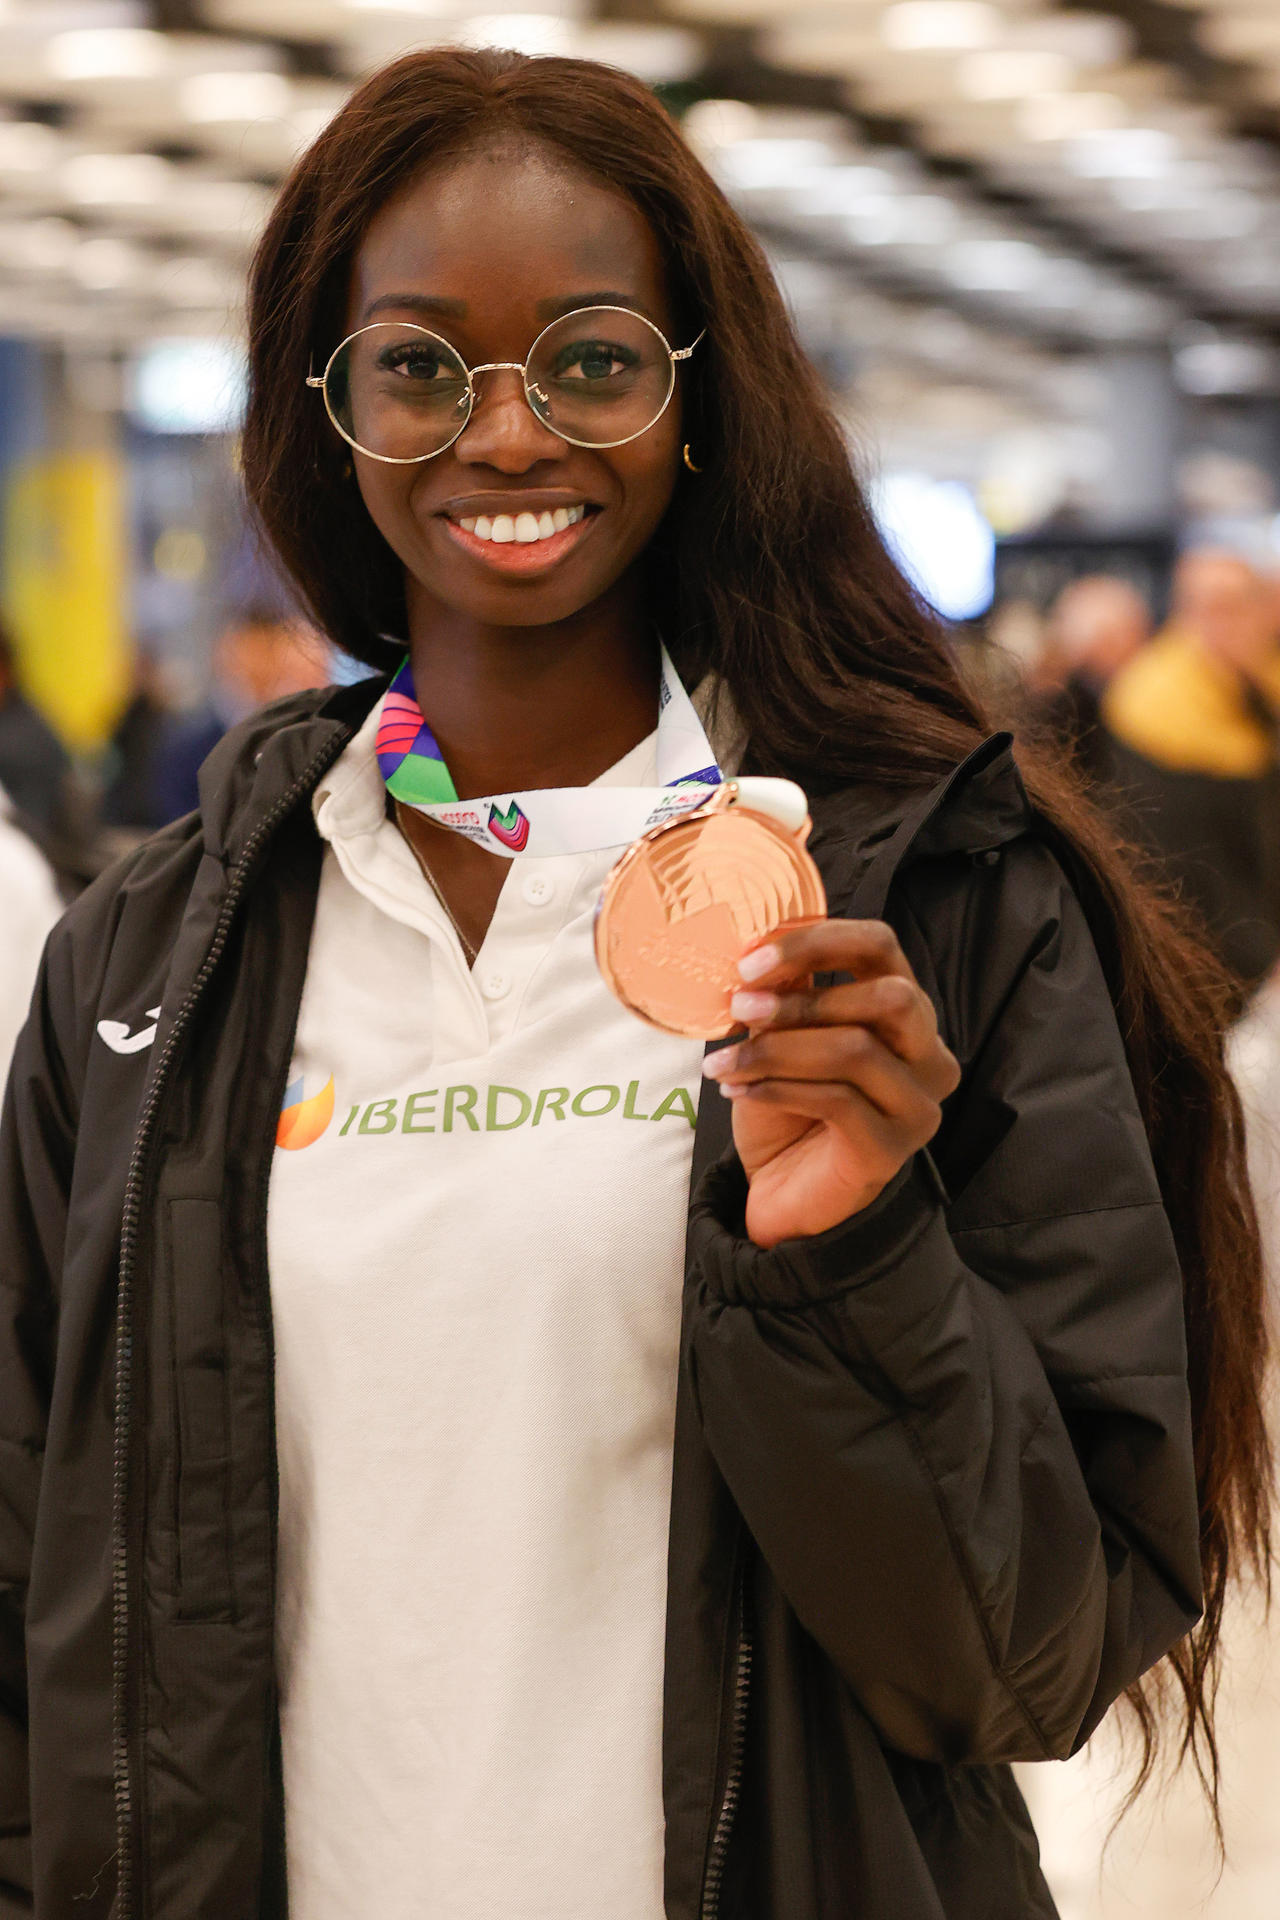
[375,646,722,859]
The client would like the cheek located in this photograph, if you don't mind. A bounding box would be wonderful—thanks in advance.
[352,462,421,554]
[618,422,683,539]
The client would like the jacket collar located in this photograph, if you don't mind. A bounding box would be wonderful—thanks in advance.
[805,730,1030,915]
[196,676,387,867]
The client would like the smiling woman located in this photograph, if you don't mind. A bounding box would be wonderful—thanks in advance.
[0,42,1272,1920]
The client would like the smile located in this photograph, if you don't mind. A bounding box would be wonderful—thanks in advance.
[455,504,587,544]
[441,501,597,572]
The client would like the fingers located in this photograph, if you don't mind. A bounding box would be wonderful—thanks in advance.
[723,1077,914,1185]
[729,972,941,1067]
[706,1023,954,1117]
[737,918,913,990]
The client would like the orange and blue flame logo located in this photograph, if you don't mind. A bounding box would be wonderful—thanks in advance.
[276,1074,335,1151]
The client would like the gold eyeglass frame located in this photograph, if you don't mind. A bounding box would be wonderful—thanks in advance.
[305,305,704,463]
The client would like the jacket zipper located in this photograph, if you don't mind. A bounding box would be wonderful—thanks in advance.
[111,733,351,1919]
[700,1559,754,1920]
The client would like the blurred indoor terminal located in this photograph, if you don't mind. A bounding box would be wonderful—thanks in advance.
[4,3,1280,1915]
[6,2,1280,750]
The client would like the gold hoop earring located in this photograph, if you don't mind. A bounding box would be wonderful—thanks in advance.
[682,444,702,474]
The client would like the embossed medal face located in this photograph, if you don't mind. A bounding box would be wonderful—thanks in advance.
[595,806,827,1038]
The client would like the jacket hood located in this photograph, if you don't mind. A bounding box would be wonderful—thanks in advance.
[807,732,1031,911]
[196,677,1031,883]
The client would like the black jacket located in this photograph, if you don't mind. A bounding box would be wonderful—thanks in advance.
[1105,736,1280,996]
[0,677,1202,1919]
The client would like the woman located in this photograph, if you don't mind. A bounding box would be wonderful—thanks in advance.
[0,48,1269,1920]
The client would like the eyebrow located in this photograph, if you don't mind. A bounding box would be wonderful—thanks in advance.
[360,290,659,326]
[362,293,469,323]
[535,291,657,323]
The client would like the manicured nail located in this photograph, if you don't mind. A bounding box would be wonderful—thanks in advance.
[703,1046,738,1079]
[730,989,778,1023]
[738,944,780,982]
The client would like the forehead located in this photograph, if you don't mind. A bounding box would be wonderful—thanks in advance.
[346,140,672,338]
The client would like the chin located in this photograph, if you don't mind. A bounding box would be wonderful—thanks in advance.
[428,561,634,630]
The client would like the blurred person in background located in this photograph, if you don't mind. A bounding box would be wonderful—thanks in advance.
[0,48,1270,1920]
[148,605,332,824]
[1026,574,1150,786]
[99,646,179,834]
[0,620,73,834]
[0,781,62,1086]
[1103,548,1280,997]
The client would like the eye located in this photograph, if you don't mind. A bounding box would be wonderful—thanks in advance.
[549,338,640,382]
[376,342,462,384]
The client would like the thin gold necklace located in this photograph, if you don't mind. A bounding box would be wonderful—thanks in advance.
[393,798,479,966]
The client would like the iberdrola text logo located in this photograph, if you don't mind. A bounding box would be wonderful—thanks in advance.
[277,1074,335,1150]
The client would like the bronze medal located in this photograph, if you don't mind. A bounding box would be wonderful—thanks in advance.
[595,780,827,1039]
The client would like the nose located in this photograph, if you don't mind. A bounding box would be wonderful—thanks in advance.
[452,366,567,473]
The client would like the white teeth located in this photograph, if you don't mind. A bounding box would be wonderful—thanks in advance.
[459,504,588,544]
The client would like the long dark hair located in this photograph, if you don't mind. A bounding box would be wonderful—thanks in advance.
[242,46,1270,1820]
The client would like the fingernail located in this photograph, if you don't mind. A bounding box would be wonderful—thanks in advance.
[720,1082,747,1099]
[703,1046,738,1079]
[738,944,780,982]
[730,989,778,1023]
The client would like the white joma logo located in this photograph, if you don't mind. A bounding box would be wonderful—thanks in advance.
[96,1007,161,1055]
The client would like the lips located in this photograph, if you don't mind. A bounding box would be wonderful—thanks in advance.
[440,504,597,573]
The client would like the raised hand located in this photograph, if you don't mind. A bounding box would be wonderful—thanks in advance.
[703,921,960,1250]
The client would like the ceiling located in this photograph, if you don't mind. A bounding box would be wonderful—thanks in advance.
[1,0,1278,451]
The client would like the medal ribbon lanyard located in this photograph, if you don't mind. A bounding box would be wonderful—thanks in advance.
[376,645,722,858]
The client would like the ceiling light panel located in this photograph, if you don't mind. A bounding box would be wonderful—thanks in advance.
[700,108,1177,345]
[199,0,463,41]
[186,79,352,172]
[754,1,1280,327]
[179,70,294,124]
[0,215,79,279]
[882,4,1001,53]
[665,0,882,19]
[61,150,173,208]
[46,27,168,82]
[0,119,65,179]
[956,49,1076,99]
[71,232,149,293]
[572,24,704,84]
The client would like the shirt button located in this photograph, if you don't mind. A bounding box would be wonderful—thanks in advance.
[522,873,553,906]
[480,970,511,1001]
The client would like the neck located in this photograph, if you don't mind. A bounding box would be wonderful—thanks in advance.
[402,575,659,798]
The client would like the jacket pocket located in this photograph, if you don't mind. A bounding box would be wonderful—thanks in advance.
[167,1197,235,1621]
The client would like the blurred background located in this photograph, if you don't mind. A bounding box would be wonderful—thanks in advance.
[3,2,1280,1913]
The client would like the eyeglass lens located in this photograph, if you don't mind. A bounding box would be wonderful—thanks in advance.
[323,308,676,459]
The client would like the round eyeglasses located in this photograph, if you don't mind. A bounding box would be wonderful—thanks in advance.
[306,305,703,463]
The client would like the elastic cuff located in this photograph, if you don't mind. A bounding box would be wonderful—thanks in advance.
[690,1152,948,1311]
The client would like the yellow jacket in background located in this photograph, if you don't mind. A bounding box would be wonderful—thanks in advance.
[1102,627,1280,779]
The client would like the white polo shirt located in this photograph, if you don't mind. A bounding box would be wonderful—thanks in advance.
[267,693,706,1919]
